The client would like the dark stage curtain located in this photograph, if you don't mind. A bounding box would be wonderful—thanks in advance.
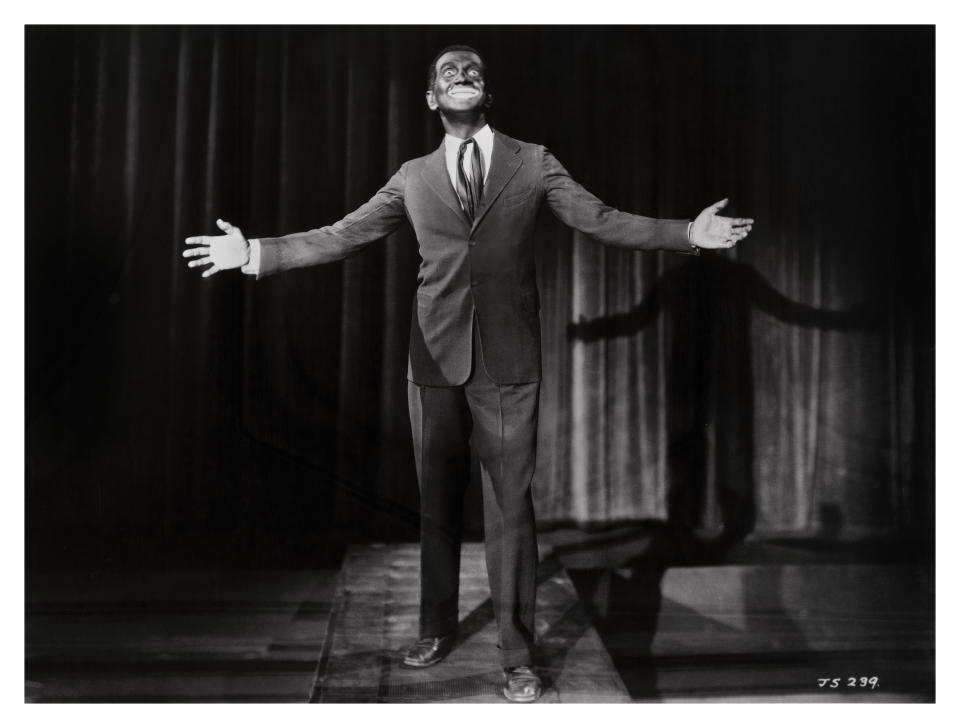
[25,27,934,568]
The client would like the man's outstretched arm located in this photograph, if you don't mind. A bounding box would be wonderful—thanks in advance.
[183,165,409,279]
[541,148,753,252]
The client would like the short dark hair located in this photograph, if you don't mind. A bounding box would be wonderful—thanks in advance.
[426,45,485,91]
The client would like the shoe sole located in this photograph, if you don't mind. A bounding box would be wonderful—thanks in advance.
[400,656,445,669]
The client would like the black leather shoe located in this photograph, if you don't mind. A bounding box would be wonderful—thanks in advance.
[401,633,456,668]
[502,665,541,703]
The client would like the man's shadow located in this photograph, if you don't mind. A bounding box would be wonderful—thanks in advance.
[564,254,881,698]
[568,253,880,554]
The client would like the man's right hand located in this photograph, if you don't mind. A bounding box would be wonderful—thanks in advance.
[183,218,250,278]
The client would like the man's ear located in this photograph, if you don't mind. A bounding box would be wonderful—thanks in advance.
[483,92,493,109]
[426,90,438,111]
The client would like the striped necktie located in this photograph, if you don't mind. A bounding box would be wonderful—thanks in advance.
[456,138,484,222]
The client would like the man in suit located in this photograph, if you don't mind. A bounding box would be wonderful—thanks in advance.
[184,45,753,702]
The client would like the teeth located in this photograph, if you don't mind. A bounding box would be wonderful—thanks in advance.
[449,88,479,97]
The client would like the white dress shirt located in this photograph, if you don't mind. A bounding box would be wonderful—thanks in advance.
[443,123,493,192]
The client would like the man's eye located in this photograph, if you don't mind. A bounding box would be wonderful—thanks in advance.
[468,69,480,77]
[442,68,455,77]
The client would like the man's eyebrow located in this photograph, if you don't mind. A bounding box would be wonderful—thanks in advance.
[439,60,483,71]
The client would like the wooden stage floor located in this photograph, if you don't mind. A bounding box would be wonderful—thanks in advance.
[25,543,934,703]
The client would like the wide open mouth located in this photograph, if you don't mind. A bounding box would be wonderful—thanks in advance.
[448,85,481,99]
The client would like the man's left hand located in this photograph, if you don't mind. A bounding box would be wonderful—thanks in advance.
[690,199,754,249]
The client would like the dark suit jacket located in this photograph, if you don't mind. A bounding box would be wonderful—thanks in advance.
[257,130,697,386]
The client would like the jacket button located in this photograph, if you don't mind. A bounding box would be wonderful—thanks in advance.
[470,280,479,287]
[469,240,476,246]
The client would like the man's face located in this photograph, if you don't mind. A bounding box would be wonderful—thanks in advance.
[426,50,489,114]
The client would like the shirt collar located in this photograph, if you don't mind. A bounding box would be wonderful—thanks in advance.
[444,124,494,167]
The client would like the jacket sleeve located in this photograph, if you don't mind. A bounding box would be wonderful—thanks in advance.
[541,147,698,255]
[254,164,409,278]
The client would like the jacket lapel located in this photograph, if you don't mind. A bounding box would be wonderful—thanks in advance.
[471,131,522,233]
[420,142,471,229]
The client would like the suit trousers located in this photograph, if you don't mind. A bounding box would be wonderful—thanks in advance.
[407,320,540,668]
